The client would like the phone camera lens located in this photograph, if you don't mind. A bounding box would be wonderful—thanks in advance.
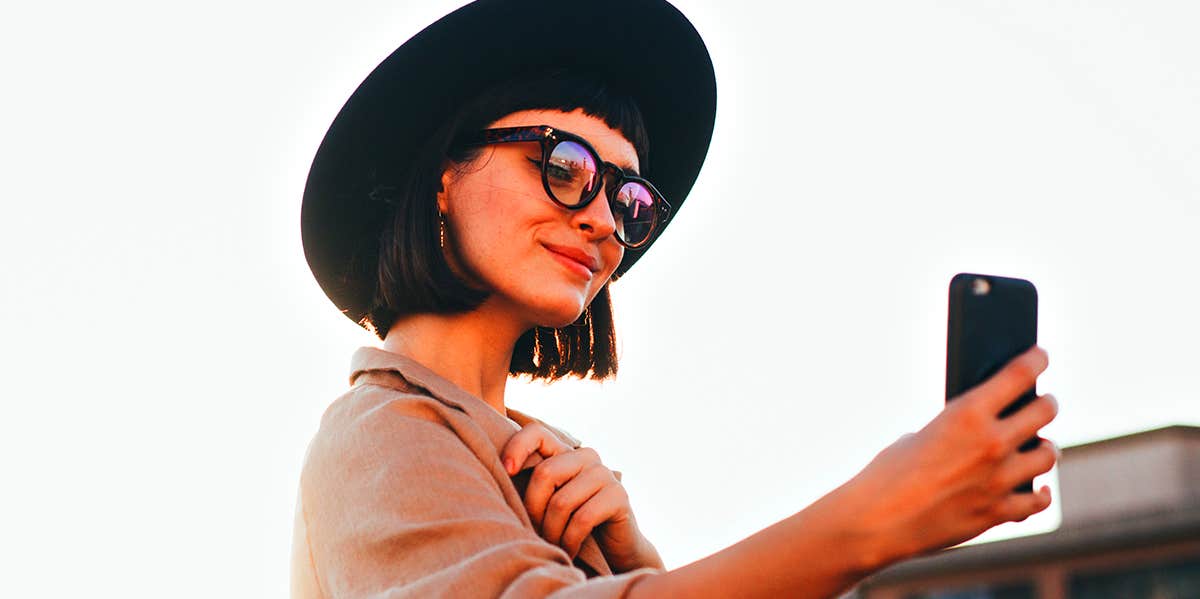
[971,278,991,296]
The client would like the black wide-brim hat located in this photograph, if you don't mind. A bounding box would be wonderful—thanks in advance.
[302,0,716,326]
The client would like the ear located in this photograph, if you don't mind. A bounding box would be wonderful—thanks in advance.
[436,167,454,215]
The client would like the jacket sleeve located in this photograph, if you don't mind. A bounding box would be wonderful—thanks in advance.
[299,393,661,599]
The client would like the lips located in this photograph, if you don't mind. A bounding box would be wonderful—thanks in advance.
[541,242,600,273]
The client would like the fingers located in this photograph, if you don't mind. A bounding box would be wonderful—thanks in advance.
[998,394,1058,450]
[995,437,1058,492]
[960,346,1048,416]
[501,425,634,562]
[523,447,601,529]
[501,423,573,476]
[559,484,626,560]
[539,464,614,547]
[992,485,1053,523]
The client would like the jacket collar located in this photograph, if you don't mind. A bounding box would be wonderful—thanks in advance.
[348,346,581,450]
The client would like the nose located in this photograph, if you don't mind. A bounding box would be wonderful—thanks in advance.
[571,184,619,243]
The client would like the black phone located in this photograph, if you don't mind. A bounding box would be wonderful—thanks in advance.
[946,273,1040,492]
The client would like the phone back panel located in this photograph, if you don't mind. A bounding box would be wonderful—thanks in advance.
[946,273,1038,415]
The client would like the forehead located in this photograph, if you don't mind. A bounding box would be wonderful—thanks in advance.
[487,108,640,172]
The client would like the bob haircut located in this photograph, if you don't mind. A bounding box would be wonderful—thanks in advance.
[364,68,650,382]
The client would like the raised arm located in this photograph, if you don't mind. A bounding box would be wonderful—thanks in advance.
[626,346,1059,599]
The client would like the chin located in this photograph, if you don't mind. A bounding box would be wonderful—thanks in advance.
[533,307,587,329]
[524,292,590,329]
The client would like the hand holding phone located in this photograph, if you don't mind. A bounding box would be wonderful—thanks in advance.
[946,273,1043,492]
[837,344,1058,564]
[826,278,1058,566]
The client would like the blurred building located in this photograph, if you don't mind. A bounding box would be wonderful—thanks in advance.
[849,425,1200,599]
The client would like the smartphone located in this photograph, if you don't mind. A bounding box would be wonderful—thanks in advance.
[946,273,1040,492]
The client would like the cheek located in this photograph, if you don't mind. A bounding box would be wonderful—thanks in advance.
[448,180,536,276]
[598,244,623,283]
[444,169,620,319]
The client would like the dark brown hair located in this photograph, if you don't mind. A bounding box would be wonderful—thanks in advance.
[364,69,649,381]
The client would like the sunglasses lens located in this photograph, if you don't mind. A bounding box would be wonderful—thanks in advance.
[546,140,599,205]
[613,181,656,246]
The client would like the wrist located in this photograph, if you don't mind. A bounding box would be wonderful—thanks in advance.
[818,480,907,575]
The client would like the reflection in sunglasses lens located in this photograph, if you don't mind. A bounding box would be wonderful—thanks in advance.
[547,141,598,204]
[614,181,655,246]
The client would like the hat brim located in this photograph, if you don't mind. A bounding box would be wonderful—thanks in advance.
[302,0,716,325]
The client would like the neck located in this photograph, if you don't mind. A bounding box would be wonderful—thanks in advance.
[381,300,529,417]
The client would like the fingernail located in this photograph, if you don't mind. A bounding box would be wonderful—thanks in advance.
[504,458,516,474]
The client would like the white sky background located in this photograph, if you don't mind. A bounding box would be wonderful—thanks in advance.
[2,0,1197,596]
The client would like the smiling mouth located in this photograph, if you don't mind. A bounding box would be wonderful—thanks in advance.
[542,245,597,278]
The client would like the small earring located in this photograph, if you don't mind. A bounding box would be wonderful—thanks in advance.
[439,213,446,249]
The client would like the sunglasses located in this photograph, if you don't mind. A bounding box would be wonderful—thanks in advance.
[461,125,670,248]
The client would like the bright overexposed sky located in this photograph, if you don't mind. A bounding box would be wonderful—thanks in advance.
[2,1,1197,597]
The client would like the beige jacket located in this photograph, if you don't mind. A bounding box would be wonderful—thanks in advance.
[291,347,663,598]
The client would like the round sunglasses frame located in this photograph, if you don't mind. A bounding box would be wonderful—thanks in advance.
[462,125,671,249]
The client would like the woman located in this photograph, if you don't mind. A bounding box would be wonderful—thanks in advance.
[292,1,1060,597]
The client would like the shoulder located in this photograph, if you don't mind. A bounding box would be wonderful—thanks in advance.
[322,382,458,432]
[302,384,481,482]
